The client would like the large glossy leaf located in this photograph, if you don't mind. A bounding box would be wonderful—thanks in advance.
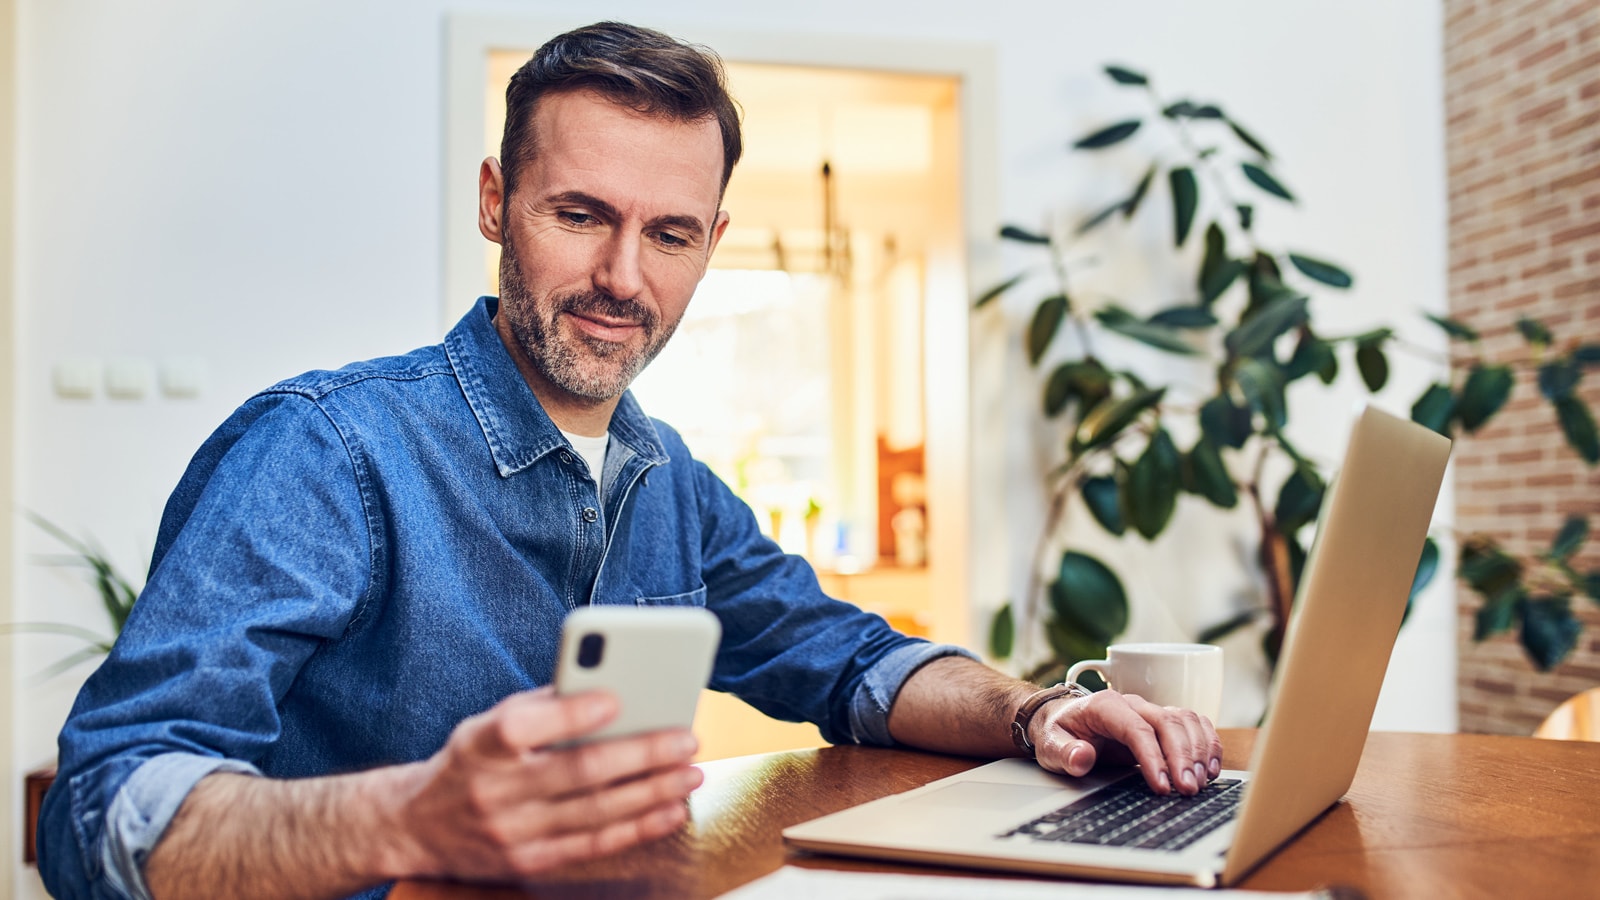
[1235,359,1287,429]
[974,272,1026,309]
[1517,317,1553,348]
[1407,537,1440,624]
[1227,118,1273,159]
[1539,358,1581,400]
[1075,387,1166,453]
[1425,312,1479,342]
[1149,305,1217,329]
[1199,223,1227,294]
[1411,383,1456,436]
[1200,394,1254,449]
[1225,295,1310,358]
[1170,167,1198,247]
[1124,165,1157,219]
[1284,331,1334,383]
[1043,360,1114,419]
[1576,344,1600,366]
[1191,105,1223,119]
[989,603,1015,659]
[1094,307,1199,355]
[1356,340,1390,392]
[1077,197,1128,235]
[1073,119,1142,150]
[1273,467,1325,535]
[1242,162,1295,202]
[1027,294,1069,365]
[1456,364,1514,432]
[1186,436,1238,509]
[1049,551,1129,642]
[1163,100,1200,118]
[1520,598,1582,671]
[1202,260,1246,307]
[999,224,1051,245]
[1459,538,1523,603]
[1556,395,1600,463]
[1105,65,1148,86]
[1125,428,1181,539]
[1082,475,1126,536]
[1473,595,1519,640]
[1046,621,1109,685]
[1551,515,1588,560]
[1288,253,1354,289]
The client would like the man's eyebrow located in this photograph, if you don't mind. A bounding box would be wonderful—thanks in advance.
[547,191,708,238]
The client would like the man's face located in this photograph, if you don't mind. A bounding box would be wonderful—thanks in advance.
[481,89,729,405]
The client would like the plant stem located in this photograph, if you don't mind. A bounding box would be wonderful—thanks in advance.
[1143,84,1262,258]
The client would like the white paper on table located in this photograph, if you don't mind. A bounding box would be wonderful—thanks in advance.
[716,866,1334,900]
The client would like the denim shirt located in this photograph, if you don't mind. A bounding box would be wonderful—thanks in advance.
[39,297,971,900]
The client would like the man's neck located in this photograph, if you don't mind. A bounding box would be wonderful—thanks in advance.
[493,311,619,438]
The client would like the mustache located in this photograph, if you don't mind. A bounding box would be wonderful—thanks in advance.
[557,290,658,330]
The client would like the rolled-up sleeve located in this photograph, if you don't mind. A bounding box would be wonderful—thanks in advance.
[845,641,979,746]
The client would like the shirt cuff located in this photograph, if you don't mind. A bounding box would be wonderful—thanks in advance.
[99,753,263,900]
[846,641,980,746]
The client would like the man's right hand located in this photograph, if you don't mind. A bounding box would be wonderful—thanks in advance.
[389,687,703,881]
[144,688,700,900]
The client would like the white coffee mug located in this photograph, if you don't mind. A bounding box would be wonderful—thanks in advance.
[1066,642,1223,723]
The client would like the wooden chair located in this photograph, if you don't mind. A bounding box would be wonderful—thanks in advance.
[1534,686,1600,741]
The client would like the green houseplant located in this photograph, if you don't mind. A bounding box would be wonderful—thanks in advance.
[979,64,1600,686]
[3,513,140,679]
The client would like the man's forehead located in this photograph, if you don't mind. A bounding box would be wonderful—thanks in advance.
[525,89,725,205]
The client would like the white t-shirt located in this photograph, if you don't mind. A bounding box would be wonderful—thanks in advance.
[559,428,611,489]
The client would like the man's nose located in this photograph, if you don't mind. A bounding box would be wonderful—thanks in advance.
[593,233,645,300]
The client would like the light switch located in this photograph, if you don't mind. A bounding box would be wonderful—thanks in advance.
[160,358,206,399]
[105,358,155,400]
[53,358,99,399]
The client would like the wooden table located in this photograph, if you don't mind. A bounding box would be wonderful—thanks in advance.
[392,729,1600,899]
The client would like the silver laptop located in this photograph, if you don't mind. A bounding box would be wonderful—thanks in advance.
[784,406,1451,888]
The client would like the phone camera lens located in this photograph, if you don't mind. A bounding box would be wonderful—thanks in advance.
[577,633,605,669]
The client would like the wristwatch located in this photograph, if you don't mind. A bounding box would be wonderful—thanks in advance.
[1010,682,1093,758]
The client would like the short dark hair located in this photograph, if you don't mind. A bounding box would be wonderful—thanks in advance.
[500,21,743,198]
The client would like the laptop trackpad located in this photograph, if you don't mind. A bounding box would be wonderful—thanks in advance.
[901,782,1065,811]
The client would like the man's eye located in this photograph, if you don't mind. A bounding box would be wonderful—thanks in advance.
[559,211,596,226]
[655,231,687,247]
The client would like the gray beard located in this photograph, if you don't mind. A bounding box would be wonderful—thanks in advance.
[497,248,679,401]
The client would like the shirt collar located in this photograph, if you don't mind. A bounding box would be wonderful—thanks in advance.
[444,296,669,478]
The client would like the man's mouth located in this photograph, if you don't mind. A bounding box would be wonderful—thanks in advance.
[565,310,644,343]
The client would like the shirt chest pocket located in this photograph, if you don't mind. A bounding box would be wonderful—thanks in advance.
[635,584,707,607]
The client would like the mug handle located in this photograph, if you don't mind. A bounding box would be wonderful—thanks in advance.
[1065,658,1110,688]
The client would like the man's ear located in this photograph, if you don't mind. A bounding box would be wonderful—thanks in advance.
[705,209,731,262]
[478,158,506,245]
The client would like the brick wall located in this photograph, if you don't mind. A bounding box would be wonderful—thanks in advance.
[1446,0,1600,735]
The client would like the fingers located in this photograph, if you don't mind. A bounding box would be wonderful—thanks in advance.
[508,799,692,874]
[1043,691,1226,796]
[462,690,620,760]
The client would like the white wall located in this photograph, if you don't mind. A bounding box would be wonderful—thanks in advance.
[7,1,1446,895]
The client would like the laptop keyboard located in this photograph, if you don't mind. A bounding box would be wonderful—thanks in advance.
[1000,775,1244,852]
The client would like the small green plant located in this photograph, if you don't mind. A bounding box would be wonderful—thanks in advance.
[1,513,141,679]
[980,63,1599,684]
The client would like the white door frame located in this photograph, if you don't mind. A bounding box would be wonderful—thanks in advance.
[442,15,1005,650]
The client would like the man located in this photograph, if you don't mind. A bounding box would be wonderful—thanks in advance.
[39,22,1221,900]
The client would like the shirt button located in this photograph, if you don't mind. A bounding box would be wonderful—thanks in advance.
[581,507,599,523]
[560,451,573,464]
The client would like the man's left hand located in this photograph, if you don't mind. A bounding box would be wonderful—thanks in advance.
[1029,690,1223,795]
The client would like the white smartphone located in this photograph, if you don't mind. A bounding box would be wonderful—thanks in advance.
[553,605,722,743]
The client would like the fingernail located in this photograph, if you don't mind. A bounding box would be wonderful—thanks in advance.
[1158,771,1171,793]
[1194,762,1206,785]
[1179,767,1197,793]
[674,732,698,757]
[679,767,704,791]
[1066,742,1087,772]
[1210,757,1222,778]
[582,695,614,725]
